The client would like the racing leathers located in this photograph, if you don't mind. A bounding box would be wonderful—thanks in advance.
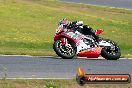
[68,21,100,42]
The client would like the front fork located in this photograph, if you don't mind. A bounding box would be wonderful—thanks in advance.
[61,38,73,50]
[61,38,69,46]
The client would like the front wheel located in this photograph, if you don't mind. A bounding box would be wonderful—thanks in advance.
[53,40,77,59]
[101,39,121,60]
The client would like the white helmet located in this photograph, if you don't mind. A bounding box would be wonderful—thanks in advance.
[76,21,83,29]
[76,21,83,26]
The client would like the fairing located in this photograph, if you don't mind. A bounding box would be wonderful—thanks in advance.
[54,27,102,58]
[78,47,102,58]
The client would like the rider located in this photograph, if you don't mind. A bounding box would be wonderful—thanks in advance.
[59,18,100,42]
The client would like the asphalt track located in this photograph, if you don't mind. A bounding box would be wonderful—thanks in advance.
[0,56,132,79]
[63,0,132,9]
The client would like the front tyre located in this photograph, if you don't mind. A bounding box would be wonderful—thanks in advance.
[53,40,77,59]
[101,39,121,60]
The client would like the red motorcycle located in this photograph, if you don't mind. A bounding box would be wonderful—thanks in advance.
[53,22,121,60]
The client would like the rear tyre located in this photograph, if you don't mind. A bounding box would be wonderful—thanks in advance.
[101,39,121,60]
[53,40,77,59]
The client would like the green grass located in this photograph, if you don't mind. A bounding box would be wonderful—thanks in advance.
[0,79,132,88]
[0,0,132,57]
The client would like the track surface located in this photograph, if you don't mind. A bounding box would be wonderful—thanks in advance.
[63,0,132,9]
[0,56,132,79]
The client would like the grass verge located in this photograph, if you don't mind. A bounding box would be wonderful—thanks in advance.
[0,79,132,88]
[0,0,131,57]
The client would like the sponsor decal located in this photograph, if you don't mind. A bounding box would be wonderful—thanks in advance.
[76,67,131,85]
[65,32,82,40]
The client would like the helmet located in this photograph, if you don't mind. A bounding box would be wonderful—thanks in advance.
[59,18,70,26]
[76,21,83,26]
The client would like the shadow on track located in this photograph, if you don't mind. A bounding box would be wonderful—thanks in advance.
[38,56,106,60]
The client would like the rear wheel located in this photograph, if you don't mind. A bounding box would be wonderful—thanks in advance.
[53,40,77,59]
[101,39,121,60]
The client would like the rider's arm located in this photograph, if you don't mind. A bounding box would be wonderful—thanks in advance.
[83,25,99,42]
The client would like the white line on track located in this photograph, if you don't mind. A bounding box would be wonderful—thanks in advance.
[0,55,131,59]
[0,78,73,80]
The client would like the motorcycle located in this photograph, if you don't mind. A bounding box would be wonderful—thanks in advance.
[53,22,121,60]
